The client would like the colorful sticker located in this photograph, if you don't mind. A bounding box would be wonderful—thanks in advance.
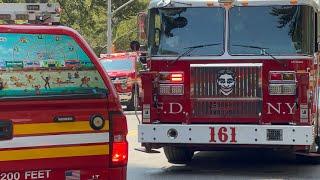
[0,33,106,98]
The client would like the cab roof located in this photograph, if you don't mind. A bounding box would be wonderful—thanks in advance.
[149,0,320,10]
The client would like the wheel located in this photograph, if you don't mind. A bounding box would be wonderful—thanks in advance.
[163,146,194,164]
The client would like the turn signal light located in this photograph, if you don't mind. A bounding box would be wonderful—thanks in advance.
[283,73,295,81]
[269,71,296,82]
[270,72,282,81]
[269,71,296,95]
[171,73,183,82]
[159,72,184,83]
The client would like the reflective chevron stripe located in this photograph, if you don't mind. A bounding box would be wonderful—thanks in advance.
[0,132,109,149]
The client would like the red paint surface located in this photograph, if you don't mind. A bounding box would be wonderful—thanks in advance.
[0,25,127,180]
[142,58,315,126]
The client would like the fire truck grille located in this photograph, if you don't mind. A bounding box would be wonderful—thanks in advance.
[190,63,262,118]
[192,100,261,118]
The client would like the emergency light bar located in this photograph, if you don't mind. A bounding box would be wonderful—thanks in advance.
[218,0,235,3]
[0,3,61,24]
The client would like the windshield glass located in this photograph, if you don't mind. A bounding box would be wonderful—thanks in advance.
[101,59,133,71]
[229,5,315,56]
[149,7,225,56]
[0,33,107,98]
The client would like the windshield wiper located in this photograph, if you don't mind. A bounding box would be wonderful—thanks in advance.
[169,43,222,65]
[231,44,281,63]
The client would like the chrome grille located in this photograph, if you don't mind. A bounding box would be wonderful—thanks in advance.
[190,63,263,118]
[191,64,262,98]
[192,100,261,118]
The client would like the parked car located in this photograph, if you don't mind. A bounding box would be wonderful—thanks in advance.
[100,52,142,111]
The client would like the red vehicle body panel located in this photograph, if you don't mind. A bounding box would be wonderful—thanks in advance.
[142,58,314,126]
[0,25,126,180]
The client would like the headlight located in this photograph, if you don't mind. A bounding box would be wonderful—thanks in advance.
[269,84,296,95]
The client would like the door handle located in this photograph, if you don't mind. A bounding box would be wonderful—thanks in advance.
[0,120,13,140]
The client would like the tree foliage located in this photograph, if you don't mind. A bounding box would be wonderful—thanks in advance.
[0,0,149,54]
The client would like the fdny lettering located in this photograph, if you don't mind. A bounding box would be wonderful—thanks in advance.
[267,103,296,115]
[169,103,183,114]
[209,127,237,143]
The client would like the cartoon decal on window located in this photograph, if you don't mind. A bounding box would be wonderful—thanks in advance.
[0,33,106,98]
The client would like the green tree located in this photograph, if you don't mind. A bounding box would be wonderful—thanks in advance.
[0,0,149,54]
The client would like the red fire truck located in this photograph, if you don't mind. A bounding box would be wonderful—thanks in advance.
[135,0,320,164]
[100,53,142,111]
[0,3,127,180]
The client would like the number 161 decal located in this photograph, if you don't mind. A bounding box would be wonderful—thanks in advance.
[209,127,237,143]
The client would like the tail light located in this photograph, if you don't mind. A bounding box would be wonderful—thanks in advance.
[111,113,128,167]
[269,71,296,95]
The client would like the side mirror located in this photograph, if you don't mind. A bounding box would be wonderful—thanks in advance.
[130,41,140,51]
[139,56,147,64]
[139,52,147,64]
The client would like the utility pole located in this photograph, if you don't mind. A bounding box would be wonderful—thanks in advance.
[107,0,136,54]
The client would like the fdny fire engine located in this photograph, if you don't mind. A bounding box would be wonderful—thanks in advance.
[136,0,320,164]
[0,3,127,180]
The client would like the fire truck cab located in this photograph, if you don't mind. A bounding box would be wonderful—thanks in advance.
[136,0,320,164]
[0,3,127,180]
[100,52,142,111]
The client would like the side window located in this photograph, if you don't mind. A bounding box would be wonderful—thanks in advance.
[0,33,107,99]
[148,9,161,55]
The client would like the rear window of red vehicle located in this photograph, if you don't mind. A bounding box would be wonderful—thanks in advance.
[0,33,107,99]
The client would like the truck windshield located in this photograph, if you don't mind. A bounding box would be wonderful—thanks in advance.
[229,5,315,56]
[149,7,225,56]
[101,59,133,71]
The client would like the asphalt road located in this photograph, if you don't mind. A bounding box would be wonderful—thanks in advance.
[125,111,320,180]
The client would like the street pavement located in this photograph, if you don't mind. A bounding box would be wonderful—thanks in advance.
[125,111,320,180]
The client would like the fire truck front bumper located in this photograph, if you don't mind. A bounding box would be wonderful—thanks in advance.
[138,124,314,146]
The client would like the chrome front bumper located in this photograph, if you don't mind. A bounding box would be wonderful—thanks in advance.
[138,124,314,146]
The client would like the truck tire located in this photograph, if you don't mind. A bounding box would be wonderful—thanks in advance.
[164,146,194,164]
